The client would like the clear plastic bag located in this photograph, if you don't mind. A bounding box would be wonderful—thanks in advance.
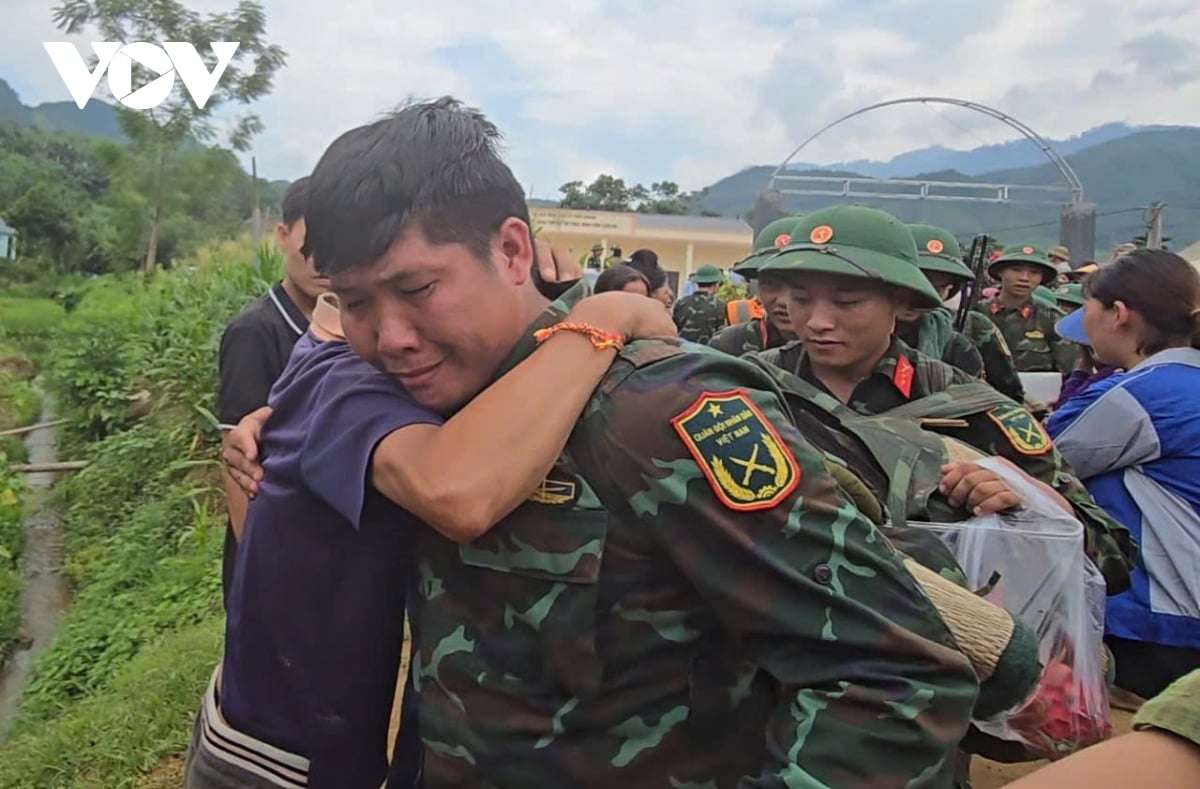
[910,457,1113,760]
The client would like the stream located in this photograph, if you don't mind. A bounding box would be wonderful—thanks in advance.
[0,402,70,735]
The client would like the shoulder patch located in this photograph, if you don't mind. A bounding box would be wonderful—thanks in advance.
[670,390,800,511]
[985,403,1052,455]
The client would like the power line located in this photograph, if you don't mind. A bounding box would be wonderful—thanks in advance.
[978,206,1145,237]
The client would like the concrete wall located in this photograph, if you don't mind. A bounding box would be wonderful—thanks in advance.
[530,208,753,279]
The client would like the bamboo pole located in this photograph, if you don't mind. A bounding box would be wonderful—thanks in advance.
[9,461,88,473]
[0,420,68,438]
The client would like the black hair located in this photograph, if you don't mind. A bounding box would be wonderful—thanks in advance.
[594,264,650,294]
[280,176,309,228]
[302,96,529,275]
[629,248,658,269]
[1083,249,1200,354]
[626,257,666,290]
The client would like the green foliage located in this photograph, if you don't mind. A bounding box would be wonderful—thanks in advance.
[0,376,40,433]
[0,448,25,661]
[558,175,708,214]
[0,238,277,781]
[0,617,223,789]
[717,280,749,302]
[0,297,66,336]
[51,0,287,271]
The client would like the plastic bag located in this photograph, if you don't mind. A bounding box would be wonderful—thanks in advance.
[909,456,1113,760]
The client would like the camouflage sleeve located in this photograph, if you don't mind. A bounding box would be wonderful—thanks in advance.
[586,351,978,786]
[945,332,985,378]
[1051,334,1081,374]
[707,323,741,355]
[968,316,1026,401]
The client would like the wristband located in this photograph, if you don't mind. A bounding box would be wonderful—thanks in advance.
[533,322,624,351]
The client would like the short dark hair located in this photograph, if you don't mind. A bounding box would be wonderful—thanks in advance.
[594,264,650,294]
[281,176,310,227]
[303,96,529,275]
[627,259,667,291]
[629,248,658,269]
[1084,249,1200,355]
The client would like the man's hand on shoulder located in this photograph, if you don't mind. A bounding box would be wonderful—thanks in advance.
[222,406,272,497]
[568,291,678,343]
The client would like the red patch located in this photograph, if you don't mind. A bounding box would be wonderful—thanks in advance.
[1022,246,1035,255]
[990,301,1001,315]
[809,225,834,244]
[773,233,791,248]
[892,356,915,399]
[926,239,944,254]
[1021,305,1032,319]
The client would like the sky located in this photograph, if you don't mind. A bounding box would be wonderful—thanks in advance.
[3,0,1200,198]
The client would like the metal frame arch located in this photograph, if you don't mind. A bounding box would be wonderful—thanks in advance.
[768,97,1084,202]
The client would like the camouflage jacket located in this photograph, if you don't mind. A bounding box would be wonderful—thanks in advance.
[707,317,790,357]
[958,310,1026,402]
[895,310,985,380]
[757,339,1136,594]
[672,292,727,344]
[975,299,1079,374]
[412,288,979,788]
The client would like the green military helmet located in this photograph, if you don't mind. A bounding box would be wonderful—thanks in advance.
[1052,282,1084,307]
[692,264,723,285]
[988,243,1058,285]
[734,216,802,279]
[759,204,943,309]
[1031,285,1058,308]
[907,224,973,281]
[591,243,604,253]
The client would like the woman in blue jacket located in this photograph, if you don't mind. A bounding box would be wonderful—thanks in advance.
[1047,249,1200,699]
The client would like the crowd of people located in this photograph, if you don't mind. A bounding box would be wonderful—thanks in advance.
[199,96,1200,788]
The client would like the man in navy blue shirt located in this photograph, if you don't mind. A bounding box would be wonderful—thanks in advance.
[186,286,675,788]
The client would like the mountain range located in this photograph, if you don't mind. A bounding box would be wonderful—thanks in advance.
[2,77,1197,252]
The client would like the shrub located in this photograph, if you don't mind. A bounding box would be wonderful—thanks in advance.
[0,235,282,782]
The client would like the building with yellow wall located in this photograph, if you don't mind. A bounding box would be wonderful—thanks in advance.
[530,207,753,289]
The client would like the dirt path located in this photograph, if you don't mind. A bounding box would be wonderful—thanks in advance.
[0,400,70,734]
[970,707,1135,787]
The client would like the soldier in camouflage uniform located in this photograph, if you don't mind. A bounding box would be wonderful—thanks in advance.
[755,206,1135,595]
[903,224,1025,401]
[304,99,978,788]
[709,217,800,356]
[671,263,727,343]
[976,244,1080,373]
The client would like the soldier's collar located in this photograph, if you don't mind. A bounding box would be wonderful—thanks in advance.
[492,280,588,384]
[872,338,917,399]
[991,298,1033,319]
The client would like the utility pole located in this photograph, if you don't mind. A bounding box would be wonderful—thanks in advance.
[1146,202,1165,249]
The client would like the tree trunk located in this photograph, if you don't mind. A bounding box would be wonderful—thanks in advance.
[143,142,167,273]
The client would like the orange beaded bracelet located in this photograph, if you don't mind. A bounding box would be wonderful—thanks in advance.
[532,321,624,351]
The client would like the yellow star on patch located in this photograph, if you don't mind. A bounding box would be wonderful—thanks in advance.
[671,390,800,512]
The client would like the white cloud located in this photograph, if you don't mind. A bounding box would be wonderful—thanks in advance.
[1,0,1199,193]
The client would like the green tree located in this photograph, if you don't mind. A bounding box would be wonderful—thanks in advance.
[51,0,287,271]
[4,180,83,269]
[558,175,705,214]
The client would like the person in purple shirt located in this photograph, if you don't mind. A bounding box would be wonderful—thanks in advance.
[184,280,674,789]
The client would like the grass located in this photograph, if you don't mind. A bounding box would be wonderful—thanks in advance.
[0,617,222,788]
[0,297,66,336]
